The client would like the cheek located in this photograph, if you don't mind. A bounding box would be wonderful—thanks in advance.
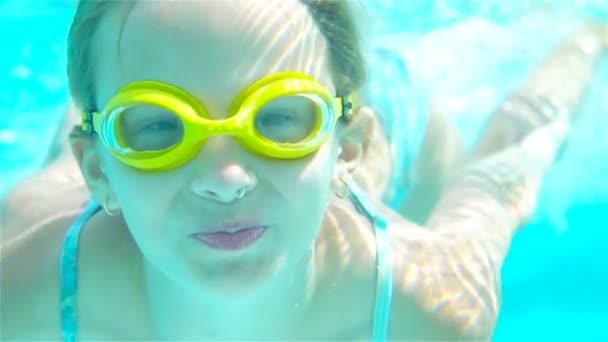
[270,138,336,188]
[102,155,183,230]
[269,143,337,227]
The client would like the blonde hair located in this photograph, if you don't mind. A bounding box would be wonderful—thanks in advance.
[66,0,368,113]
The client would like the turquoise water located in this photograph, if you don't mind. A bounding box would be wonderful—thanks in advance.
[1,0,607,340]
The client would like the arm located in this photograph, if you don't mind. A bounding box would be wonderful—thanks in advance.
[0,161,88,250]
[41,103,80,167]
[397,107,466,224]
[398,22,605,225]
[0,142,87,247]
[1,104,85,241]
[394,22,606,338]
[469,22,605,160]
[390,119,568,339]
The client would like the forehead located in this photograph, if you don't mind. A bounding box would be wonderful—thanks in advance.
[95,0,335,113]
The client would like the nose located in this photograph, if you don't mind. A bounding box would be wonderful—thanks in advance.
[189,137,257,203]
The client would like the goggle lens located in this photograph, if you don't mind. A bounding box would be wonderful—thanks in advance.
[117,104,185,152]
[113,94,323,152]
[254,95,319,144]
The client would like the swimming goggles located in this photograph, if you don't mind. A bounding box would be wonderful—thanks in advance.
[82,71,354,172]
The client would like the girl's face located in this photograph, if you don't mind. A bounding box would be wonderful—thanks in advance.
[83,0,349,295]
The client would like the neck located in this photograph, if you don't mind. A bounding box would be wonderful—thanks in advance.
[141,243,325,340]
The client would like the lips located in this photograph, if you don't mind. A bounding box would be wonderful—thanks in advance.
[190,221,269,251]
[195,221,266,234]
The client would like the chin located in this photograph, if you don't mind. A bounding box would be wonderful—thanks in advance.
[183,253,288,299]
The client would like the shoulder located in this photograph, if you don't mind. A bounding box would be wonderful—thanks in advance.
[385,215,498,340]
[323,198,476,339]
[335,193,497,340]
[1,157,88,241]
[1,208,79,340]
[0,160,142,339]
[1,198,147,340]
[0,159,91,338]
[328,191,498,339]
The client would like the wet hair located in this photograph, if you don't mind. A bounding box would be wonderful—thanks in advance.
[66,0,367,114]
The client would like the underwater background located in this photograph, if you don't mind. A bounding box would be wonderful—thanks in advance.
[1,0,607,340]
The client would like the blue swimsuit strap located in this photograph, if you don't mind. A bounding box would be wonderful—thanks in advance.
[347,181,394,342]
[59,189,392,342]
[59,199,102,342]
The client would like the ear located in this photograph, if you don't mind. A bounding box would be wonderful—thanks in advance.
[69,128,114,206]
[336,106,375,173]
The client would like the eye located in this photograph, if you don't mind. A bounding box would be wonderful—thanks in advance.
[254,96,318,143]
[142,118,180,132]
[257,112,297,127]
[118,104,184,151]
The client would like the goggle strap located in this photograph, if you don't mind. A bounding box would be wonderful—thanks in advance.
[81,110,106,134]
[341,94,356,120]
[81,110,94,133]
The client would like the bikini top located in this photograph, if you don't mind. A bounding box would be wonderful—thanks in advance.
[60,182,393,341]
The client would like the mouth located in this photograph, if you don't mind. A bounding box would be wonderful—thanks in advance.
[190,222,269,251]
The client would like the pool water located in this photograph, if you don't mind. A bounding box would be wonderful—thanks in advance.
[1,1,607,340]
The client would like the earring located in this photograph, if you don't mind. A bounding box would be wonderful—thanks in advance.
[333,161,352,199]
[103,194,120,216]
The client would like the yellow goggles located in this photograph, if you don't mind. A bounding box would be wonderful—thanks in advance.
[82,71,354,172]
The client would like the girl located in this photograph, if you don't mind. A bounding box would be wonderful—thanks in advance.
[2,1,605,341]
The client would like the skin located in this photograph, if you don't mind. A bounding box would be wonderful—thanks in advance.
[2,1,606,340]
[79,1,369,338]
